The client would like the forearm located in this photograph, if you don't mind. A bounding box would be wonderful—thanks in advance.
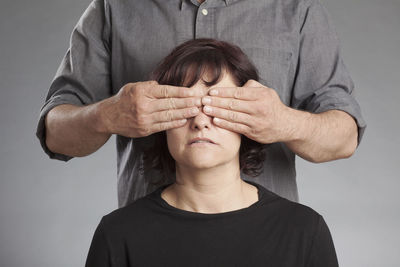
[283,108,358,163]
[45,103,111,157]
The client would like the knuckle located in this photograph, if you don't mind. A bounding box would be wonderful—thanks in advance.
[144,127,152,136]
[228,99,236,110]
[168,98,176,109]
[145,82,157,95]
[229,111,237,121]
[136,114,147,127]
[231,122,238,132]
[162,86,169,98]
[157,123,165,132]
[132,82,142,93]
[250,127,258,136]
[164,109,174,121]
[138,126,150,136]
[129,84,143,100]
[237,124,244,134]
[251,122,260,133]
[120,83,132,96]
[136,102,147,114]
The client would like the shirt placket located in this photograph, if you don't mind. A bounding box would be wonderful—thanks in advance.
[194,3,214,38]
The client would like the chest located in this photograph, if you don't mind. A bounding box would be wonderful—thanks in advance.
[109,0,300,106]
[111,216,311,267]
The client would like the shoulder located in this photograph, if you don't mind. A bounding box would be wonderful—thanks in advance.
[257,184,323,230]
[289,199,322,223]
[272,195,324,231]
[100,195,154,231]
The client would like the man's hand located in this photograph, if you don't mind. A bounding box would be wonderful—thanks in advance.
[201,79,359,162]
[201,79,293,144]
[97,80,202,137]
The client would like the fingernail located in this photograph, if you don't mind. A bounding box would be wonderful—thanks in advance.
[203,106,212,113]
[202,97,211,105]
[209,89,218,96]
[191,107,199,114]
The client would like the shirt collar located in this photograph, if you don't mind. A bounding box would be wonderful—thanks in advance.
[180,0,231,10]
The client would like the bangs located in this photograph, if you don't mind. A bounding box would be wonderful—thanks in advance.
[149,38,257,88]
[156,48,238,88]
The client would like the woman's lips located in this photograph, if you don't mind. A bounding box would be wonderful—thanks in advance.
[188,137,217,145]
[188,141,216,146]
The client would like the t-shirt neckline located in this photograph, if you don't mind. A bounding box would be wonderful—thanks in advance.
[152,180,270,218]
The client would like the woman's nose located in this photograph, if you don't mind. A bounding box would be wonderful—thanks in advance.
[190,106,213,130]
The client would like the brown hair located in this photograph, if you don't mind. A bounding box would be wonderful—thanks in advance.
[144,38,267,185]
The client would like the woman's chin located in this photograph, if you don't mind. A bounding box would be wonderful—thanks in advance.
[179,158,221,170]
[189,161,218,170]
[174,152,236,170]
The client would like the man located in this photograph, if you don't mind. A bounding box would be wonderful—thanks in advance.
[36,0,367,207]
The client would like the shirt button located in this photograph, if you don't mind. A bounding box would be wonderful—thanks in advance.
[201,8,208,16]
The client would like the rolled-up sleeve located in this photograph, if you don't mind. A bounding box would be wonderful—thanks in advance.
[291,0,367,147]
[36,0,112,161]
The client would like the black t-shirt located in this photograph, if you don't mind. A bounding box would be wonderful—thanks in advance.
[85,180,338,267]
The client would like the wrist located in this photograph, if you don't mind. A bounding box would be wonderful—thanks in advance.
[88,98,113,135]
[282,106,313,144]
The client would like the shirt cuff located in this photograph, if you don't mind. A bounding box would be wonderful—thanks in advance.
[36,94,84,161]
[306,94,367,148]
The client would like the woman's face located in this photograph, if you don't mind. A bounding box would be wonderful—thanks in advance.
[166,72,241,170]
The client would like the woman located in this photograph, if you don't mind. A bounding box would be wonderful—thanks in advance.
[85,39,338,267]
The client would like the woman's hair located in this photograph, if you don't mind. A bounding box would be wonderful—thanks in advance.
[144,38,267,185]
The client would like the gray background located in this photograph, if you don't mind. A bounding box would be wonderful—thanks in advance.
[0,0,398,266]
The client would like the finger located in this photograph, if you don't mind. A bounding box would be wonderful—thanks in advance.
[243,79,263,88]
[201,96,253,114]
[151,84,203,98]
[150,118,188,133]
[149,97,202,113]
[212,117,250,135]
[202,106,253,127]
[208,86,260,100]
[152,107,199,123]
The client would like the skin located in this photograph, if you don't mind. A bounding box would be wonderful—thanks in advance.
[46,76,358,164]
[161,72,258,214]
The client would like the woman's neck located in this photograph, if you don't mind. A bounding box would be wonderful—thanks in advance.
[161,161,258,214]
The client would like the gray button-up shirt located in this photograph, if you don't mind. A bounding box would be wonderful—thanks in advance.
[36,0,367,207]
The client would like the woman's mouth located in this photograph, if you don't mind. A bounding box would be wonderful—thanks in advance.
[188,137,217,145]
